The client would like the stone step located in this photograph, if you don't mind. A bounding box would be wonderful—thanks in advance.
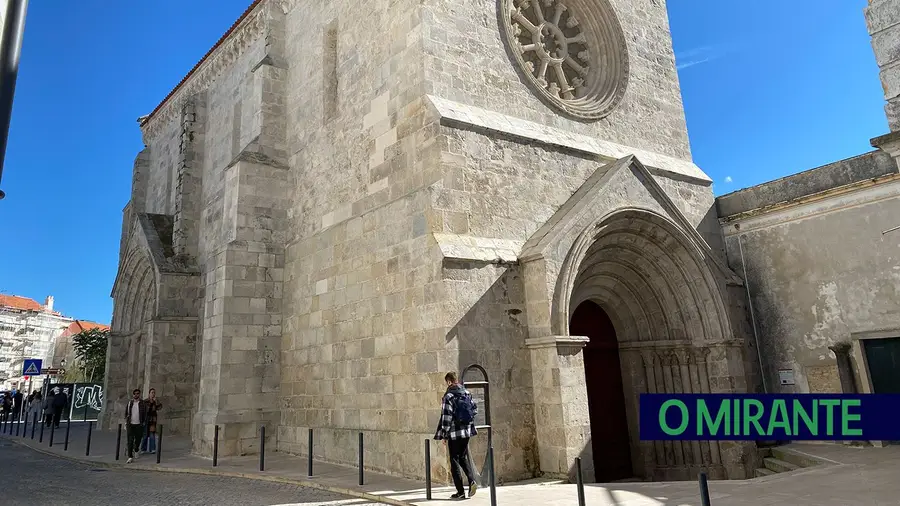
[763,457,800,474]
[770,447,825,469]
[754,467,776,478]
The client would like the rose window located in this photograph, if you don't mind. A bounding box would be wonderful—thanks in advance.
[500,0,629,121]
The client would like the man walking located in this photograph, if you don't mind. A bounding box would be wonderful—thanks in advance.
[50,387,67,427]
[11,389,23,422]
[124,389,146,464]
[433,372,478,500]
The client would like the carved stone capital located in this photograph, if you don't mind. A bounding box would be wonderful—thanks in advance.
[828,341,852,356]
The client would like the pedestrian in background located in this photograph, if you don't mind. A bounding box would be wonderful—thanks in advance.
[140,388,162,454]
[11,389,23,422]
[27,391,41,420]
[1,392,11,422]
[50,387,67,427]
[124,388,146,464]
[433,371,479,500]
[43,388,55,427]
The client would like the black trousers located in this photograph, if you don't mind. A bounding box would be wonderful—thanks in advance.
[126,423,142,458]
[448,438,476,494]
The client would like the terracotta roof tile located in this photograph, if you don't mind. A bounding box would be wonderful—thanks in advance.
[61,320,110,337]
[141,0,264,127]
[0,295,43,312]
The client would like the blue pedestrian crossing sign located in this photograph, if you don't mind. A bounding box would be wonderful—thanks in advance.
[22,359,42,376]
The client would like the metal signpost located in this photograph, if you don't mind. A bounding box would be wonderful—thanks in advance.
[22,358,40,394]
[461,364,496,505]
[21,358,41,377]
[0,0,30,200]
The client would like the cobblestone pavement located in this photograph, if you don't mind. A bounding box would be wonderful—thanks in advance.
[0,439,381,506]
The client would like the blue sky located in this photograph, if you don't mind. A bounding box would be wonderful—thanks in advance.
[0,0,886,324]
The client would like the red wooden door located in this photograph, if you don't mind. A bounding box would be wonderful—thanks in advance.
[570,301,634,482]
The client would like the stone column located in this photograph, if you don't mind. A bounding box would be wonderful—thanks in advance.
[828,342,857,394]
[525,335,591,482]
[172,94,206,259]
[144,318,198,436]
[193,154,289,457]
[101,331,132,429]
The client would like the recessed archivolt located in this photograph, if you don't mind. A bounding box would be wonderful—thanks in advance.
[571,272,652,340]
[575,232,707,341]
[574,255,682,341]
[556,209,731,344]
[113,246,158,334]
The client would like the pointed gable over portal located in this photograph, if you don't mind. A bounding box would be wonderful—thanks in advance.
[519,154,743,341]
[519,155,757,483]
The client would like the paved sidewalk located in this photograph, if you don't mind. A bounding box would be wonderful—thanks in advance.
[2,420,899,505]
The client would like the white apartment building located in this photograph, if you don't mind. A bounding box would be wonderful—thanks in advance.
[0,295,73,392]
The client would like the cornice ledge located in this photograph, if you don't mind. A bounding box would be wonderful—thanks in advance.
[525,335,590,350]
[139,3,270,142]
[424,94,712,185]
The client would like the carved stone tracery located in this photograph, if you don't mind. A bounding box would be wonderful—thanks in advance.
[511,0,590,100]
[501,0,629,120]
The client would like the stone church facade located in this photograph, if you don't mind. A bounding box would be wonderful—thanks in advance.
[103,0,899,485]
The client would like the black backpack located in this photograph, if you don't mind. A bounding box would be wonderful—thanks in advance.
[452,392,475,425]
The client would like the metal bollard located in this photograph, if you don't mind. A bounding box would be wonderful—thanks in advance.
[83,403,89,422]
[358,432,364,486]
[307,428,313,477]
[156,424,163,464]
[575,457,586,506]
[15,413,20,436]
[38,417,45,443]
[699,472,711,506]
[64,412,72,450]
[259,425,266,472]
[115,424,121,460]
[49,422,55,447]
[21,410,27,438]
[488,446,497,506]
[85,421,93,456]
[425,439,432,500]
[213,425,219,467]
[30,412,36,439]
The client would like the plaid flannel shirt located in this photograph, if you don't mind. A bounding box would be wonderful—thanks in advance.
[433,386,478,441]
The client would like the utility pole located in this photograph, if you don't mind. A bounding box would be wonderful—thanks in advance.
[0,0,30,200]
[883,225,900,236]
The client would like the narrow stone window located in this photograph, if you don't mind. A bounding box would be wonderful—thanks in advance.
[323,20,339,121]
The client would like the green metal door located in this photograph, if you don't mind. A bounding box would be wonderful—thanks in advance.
[864,337,900,394]
[864,337,900,445]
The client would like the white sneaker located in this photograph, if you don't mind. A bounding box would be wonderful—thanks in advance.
[126,457,133,464]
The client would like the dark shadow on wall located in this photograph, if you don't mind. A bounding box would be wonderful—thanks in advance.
[723,232,777,396]
[443,259,540,485]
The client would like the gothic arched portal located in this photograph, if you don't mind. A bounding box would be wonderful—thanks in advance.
[569,300,632,482]
[561,209,739,480]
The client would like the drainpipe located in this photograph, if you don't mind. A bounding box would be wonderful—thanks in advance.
[737,233,768,394]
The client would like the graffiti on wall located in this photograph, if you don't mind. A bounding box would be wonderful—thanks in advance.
[74,384,103,411]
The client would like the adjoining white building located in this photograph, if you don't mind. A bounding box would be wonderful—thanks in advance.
[0,295,73,392]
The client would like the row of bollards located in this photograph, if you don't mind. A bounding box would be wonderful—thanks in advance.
[358,432,364,486]
[571,458,712,506]
[575,457,586,506]
[260,425,266,471]
[206,425,318,478]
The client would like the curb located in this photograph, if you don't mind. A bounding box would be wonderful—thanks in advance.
[2,436,415,506]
